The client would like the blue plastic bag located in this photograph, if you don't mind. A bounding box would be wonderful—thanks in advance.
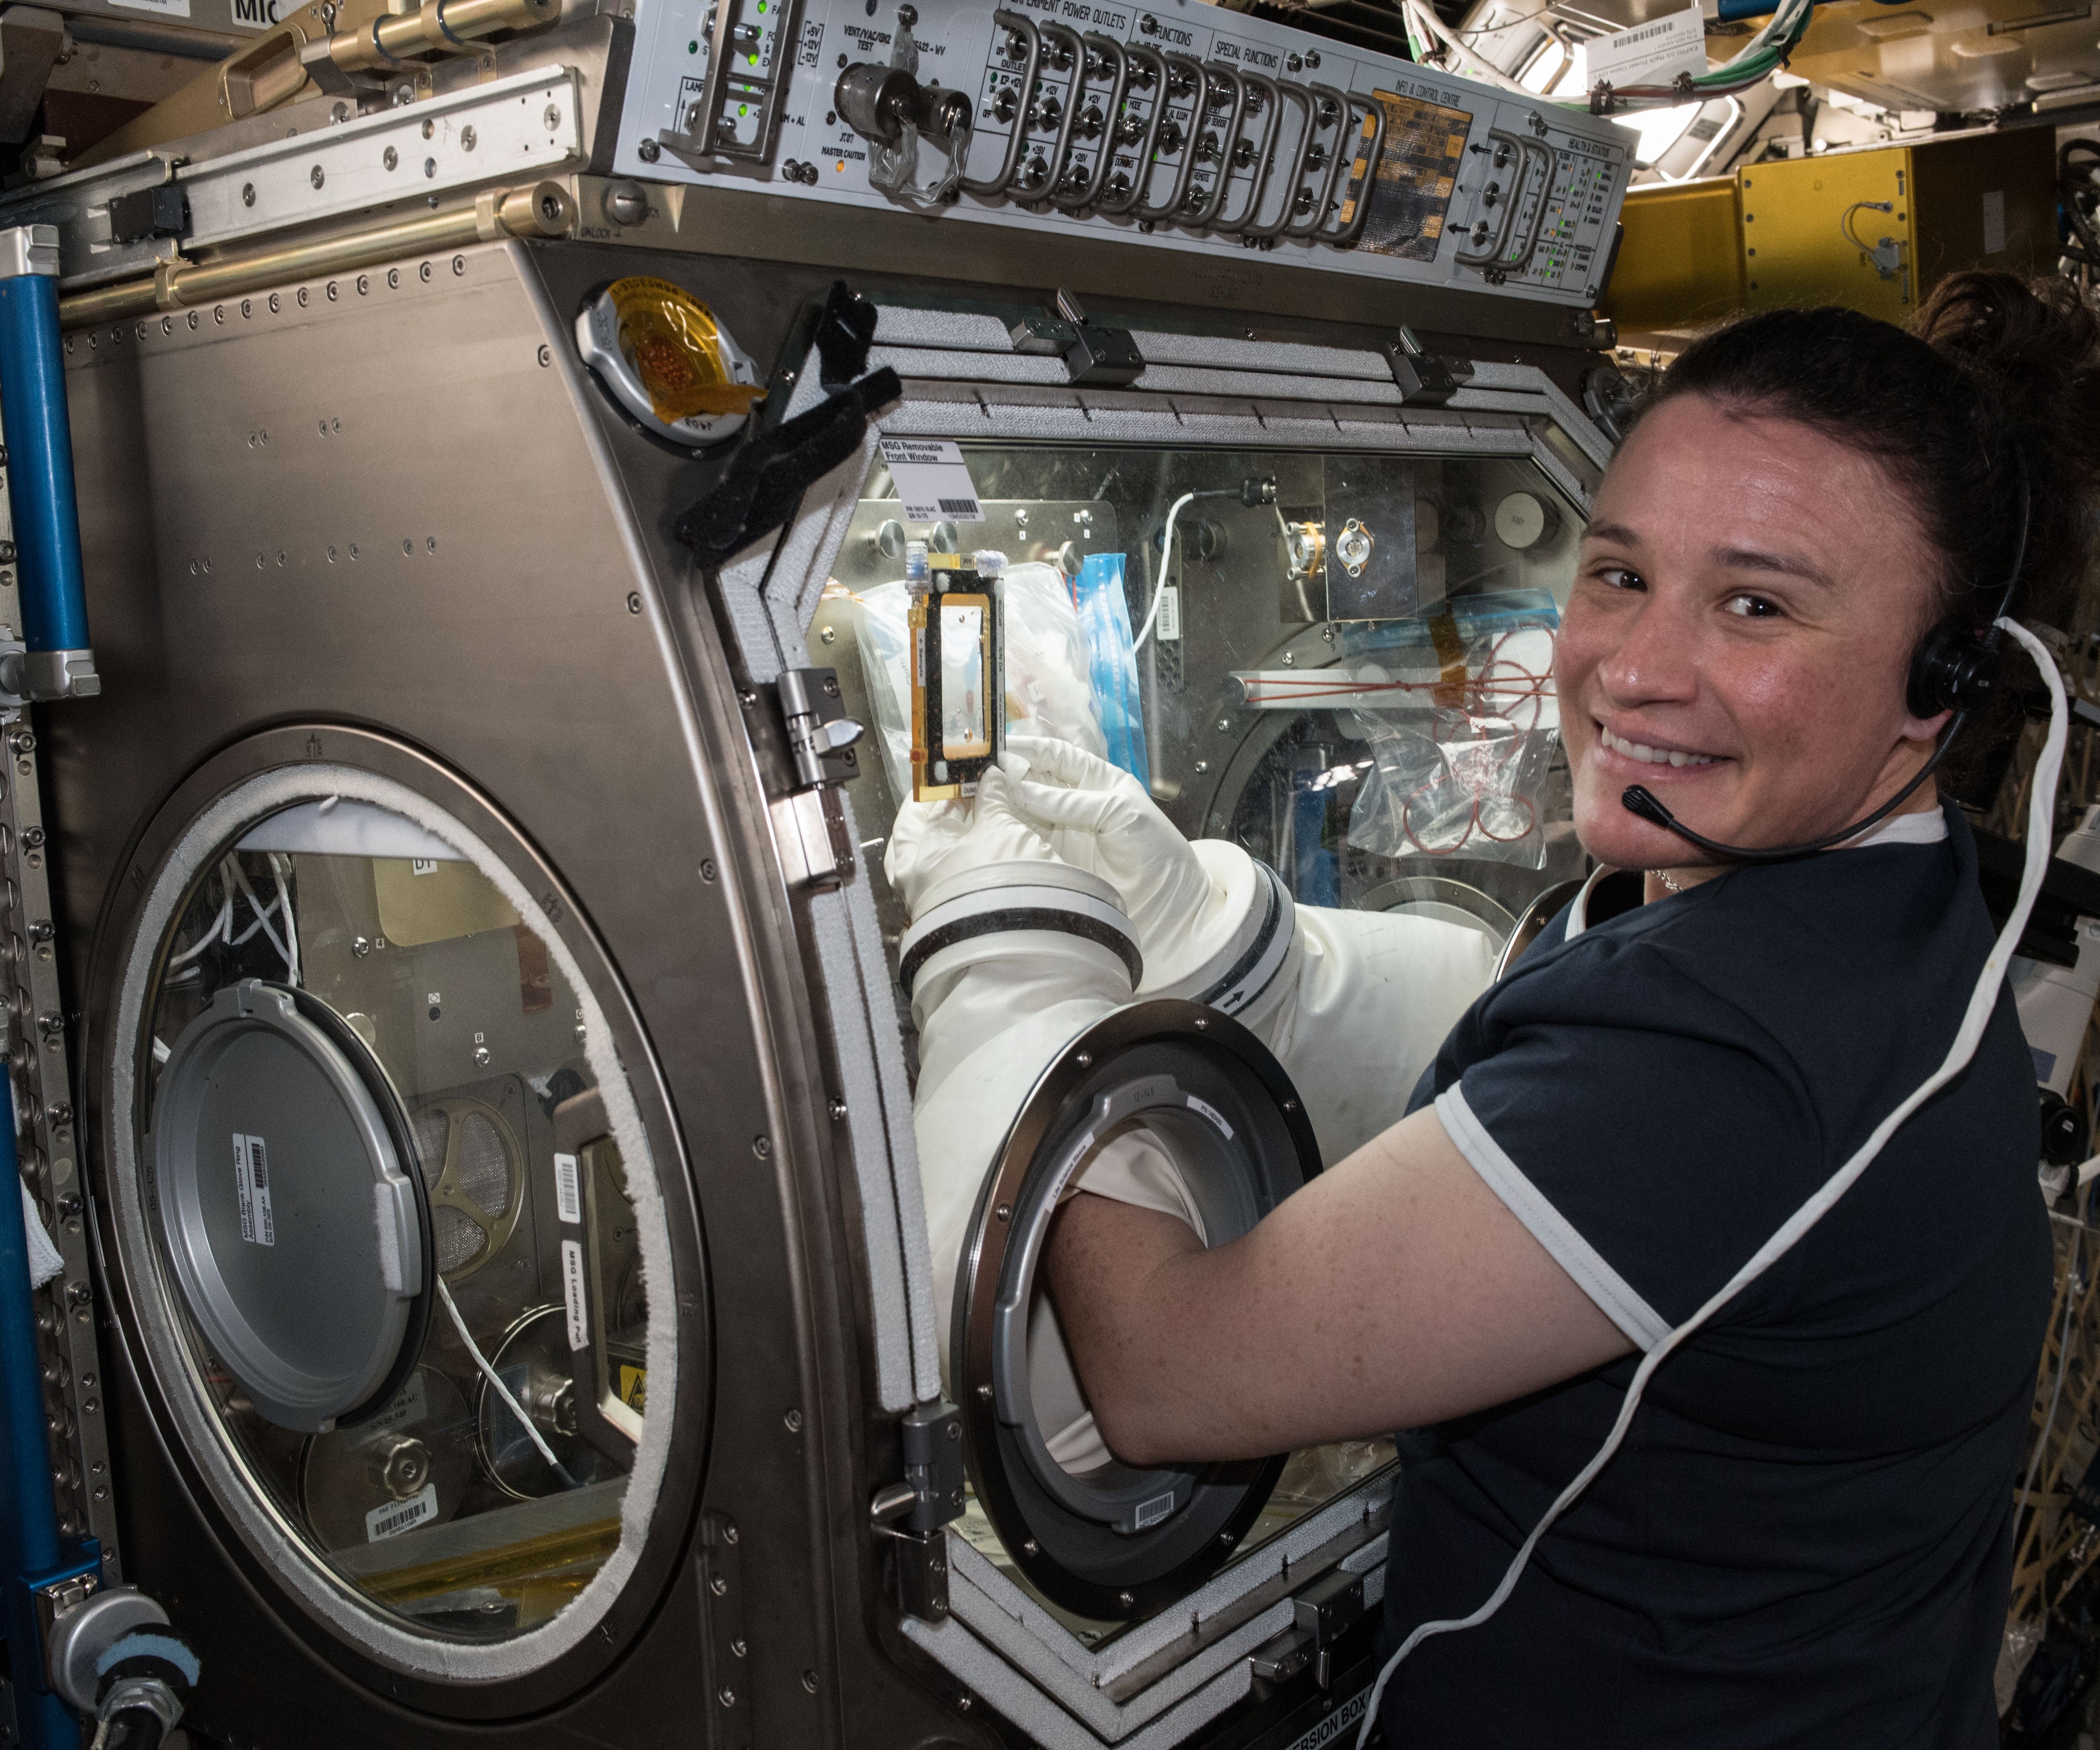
[1075,553,1150,786]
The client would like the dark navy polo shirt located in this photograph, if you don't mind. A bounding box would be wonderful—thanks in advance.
[1380,802,2051,1748]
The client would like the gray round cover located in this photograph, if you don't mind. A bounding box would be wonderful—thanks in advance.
[150,980,428,1432]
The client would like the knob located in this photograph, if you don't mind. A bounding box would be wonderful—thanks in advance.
[1035,93,1062,127]
[1232,137,1255,169]
[1305,141,1327,170]
[731,20,759,46]
[1115,111,1144,144]
[1085,50,1110,77]
[1059,161,1090,197]
[1493,140,1513,169]
[1206,79,1232,110]
[1018,154,1050,190]
[1106,169,1132,198]
[1483,181,1501,207]
[1004,26,1028,60]
[1166,66,1195,97]
[1316,96,1339,126]
[1078,103,1103,138]
[1242,87,1263,115]
[1130,58,1157,87]
[1044,36,1073,68]
[1293,187,1314,215]
[1196,130,1220,162]
[993,86,1018,123]
[1155,118,1183,153]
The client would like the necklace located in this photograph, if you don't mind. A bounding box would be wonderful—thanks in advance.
[1654,869,1686,895]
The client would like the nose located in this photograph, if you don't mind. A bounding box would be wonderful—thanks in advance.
[1590,589,1700,710]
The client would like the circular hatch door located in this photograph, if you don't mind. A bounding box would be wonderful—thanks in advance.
[952,999,1322,1620]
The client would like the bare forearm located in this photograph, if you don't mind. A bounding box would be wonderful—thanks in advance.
[1043,1193,1291,1465]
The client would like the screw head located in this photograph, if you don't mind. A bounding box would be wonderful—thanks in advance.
[241,181,256,206]
[1118,1591,1134,1609]
[753,1134,771,1158]
[784,1407,804,1432]
[1075,1051,1091,1068]
[995,1203,1012,1222]
[473,1045,491,1067]
[309,163,325,189]
[700,858,719,882]
[627,591,643,613]
[801,1670,819,1695]
[638,138,662,162]
[828,1097,848,1119]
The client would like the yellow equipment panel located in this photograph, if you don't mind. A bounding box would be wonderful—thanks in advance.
[1604,126,2056,339]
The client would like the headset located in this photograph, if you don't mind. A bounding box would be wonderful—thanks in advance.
[1357,458,2063,1747]
[1619,457,2031,863]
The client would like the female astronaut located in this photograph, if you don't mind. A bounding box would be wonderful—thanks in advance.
[892,270,2100,1742]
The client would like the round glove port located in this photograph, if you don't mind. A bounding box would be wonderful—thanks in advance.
[952,999,1320,1620]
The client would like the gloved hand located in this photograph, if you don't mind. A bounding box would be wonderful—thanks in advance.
[884,768,1060,919]
[1000,735,1236,977]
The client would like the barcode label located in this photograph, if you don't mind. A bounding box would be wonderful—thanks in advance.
[562,1238,589,1351]
[936,496,981,516]
[554,1152,582,1224]
[1157,585,1182,642]
[233,1133,276,1246]
[1134,1490,1178,1529]
[364,1481,438,1543]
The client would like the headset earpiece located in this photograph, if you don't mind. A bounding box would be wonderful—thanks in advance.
[1907,619,1995,721]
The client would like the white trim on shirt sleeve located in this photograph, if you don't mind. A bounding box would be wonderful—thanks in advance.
[1435,1083,1672,1353]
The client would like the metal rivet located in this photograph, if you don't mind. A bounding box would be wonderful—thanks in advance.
[1194,1016,1208,1030]
[801,1671,818,1695]
[752,1135,771,1158]
[537,344,552,366]
[820,625,836,643]
[384,145,398,171]
[1022,1539,1038,1555]
[828,1097,847,1119]
[241,181,256,206]
[700,858,718,882]
[461,124,477,150]
[784,1407,803,1432]
[627,591,643,613]
[995,1204,1011,1222]
[1118,1591,1134,1609]
[1075,1051,1091,1068]
[717,1687,736,1709]
[976,1383,992,1400]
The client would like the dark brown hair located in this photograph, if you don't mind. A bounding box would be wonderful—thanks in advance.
[1624,273,2100,785]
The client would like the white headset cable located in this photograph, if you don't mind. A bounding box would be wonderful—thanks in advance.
[1359,617,2068,1744]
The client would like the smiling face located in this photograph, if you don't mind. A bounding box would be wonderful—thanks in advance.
[1557,394,1953,872]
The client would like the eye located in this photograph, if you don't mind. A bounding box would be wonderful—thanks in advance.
[1724,593,1784,620]
[1590,563,1645,592]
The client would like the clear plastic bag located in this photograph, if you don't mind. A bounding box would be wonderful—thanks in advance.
[1344,619,1560,870]
[844,562,1107,804]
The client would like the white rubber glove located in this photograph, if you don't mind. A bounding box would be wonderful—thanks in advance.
[1000,735,1243,992]
[884,767,1059,919]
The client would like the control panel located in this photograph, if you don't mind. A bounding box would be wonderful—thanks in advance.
[613,0,1633,306]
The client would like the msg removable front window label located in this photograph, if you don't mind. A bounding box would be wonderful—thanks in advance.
[877,438,984,523]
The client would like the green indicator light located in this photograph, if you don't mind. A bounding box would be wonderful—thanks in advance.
[739,102,749,114]
[748,52,758,64]
[688,37,698,50]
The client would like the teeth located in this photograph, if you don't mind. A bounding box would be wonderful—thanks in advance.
[1601,726,1715,768]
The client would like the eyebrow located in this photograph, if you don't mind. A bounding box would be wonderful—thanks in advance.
[1579,522,1835,589]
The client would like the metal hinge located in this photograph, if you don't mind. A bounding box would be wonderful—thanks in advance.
[769,667,863,892]
[871,1401,966,1620]
[1381,326,1467,407]
[1248,1565,1371,1691]
[1009,289,1145,388]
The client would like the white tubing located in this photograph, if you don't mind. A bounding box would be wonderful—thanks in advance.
[1133,493,1198,653]
[436,1276,576,1486]
[1358,618,2068,1744]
